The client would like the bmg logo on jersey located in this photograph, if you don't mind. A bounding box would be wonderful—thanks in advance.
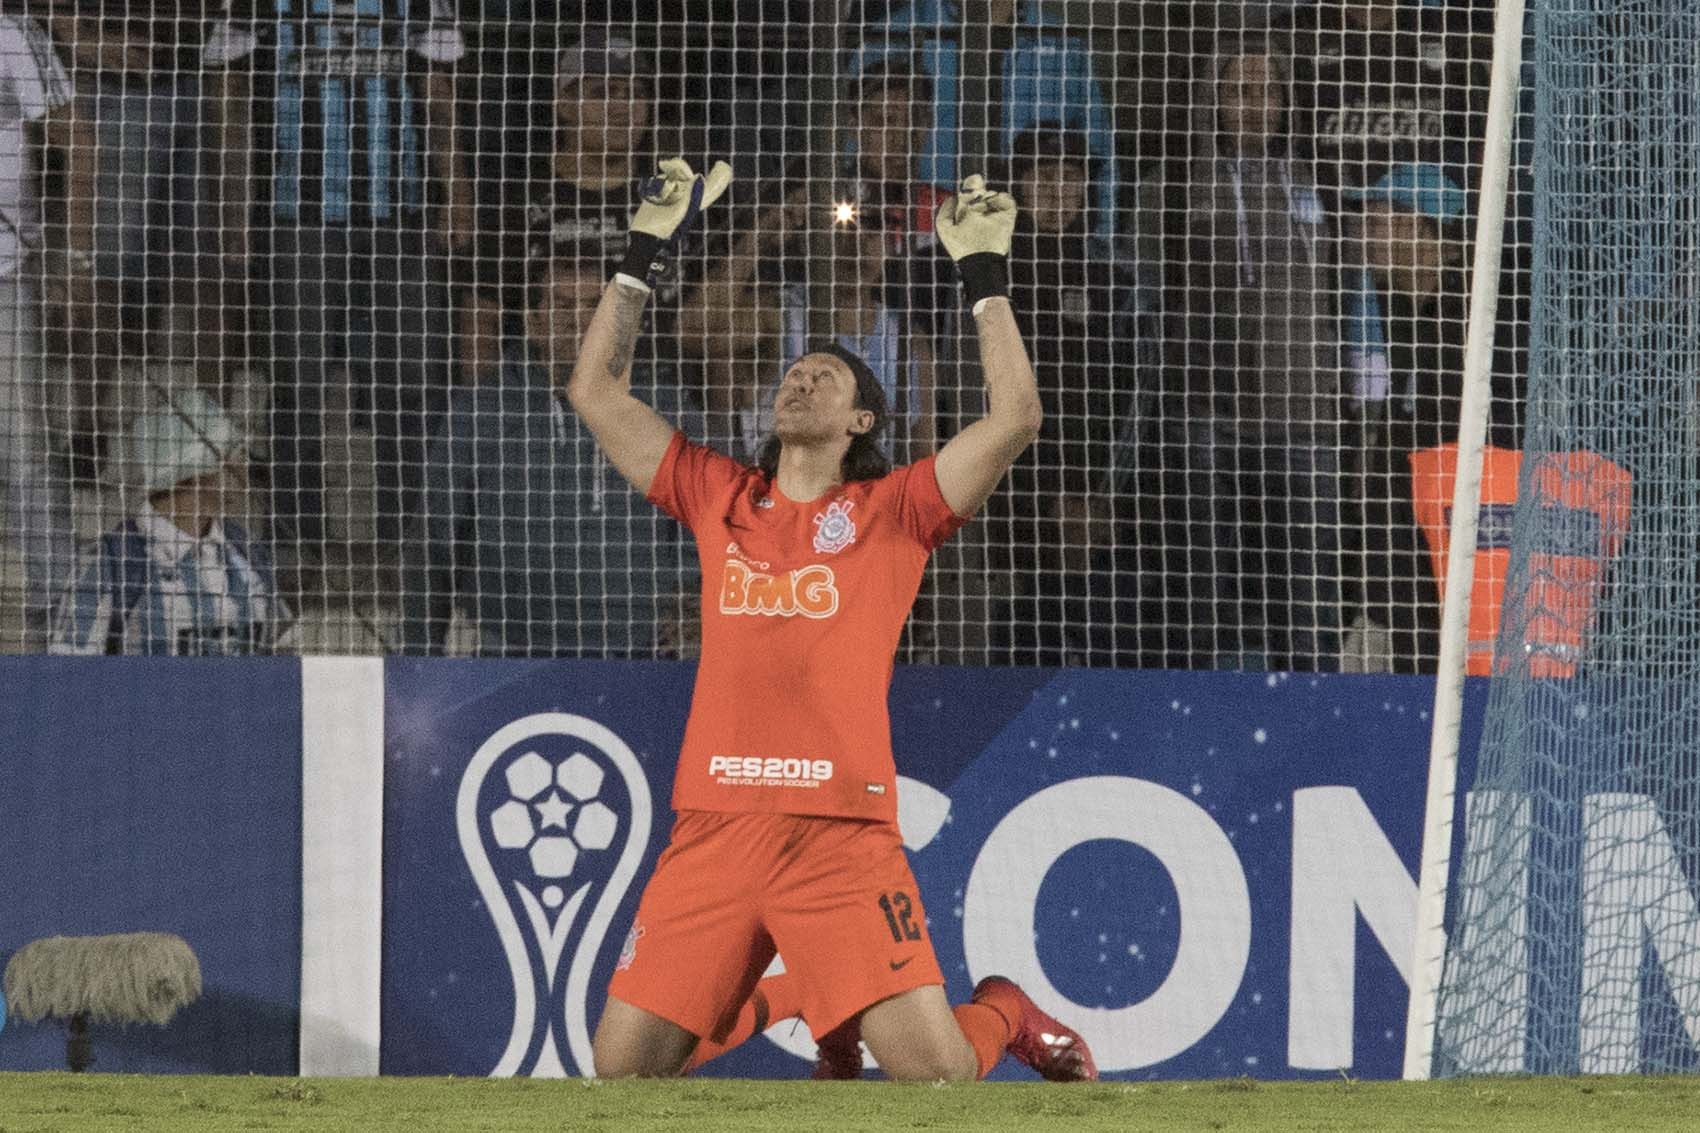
[708,755,835,789]
[456,714,653,1078]
[718,560,840,618]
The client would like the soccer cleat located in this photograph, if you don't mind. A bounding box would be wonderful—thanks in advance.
[972,975,1098,1082]
[811,1020,864,1080]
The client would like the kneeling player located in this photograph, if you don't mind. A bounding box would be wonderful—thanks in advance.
[558,158,1095,1081]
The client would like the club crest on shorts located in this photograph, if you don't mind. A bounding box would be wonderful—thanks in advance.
[812,499,857,555]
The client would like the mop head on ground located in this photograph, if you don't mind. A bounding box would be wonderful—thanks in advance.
[3,933,202,1027]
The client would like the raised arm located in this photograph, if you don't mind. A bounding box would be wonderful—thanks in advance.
[562,279,678,495]
[930,177,1044,516]
[560,158,733,496]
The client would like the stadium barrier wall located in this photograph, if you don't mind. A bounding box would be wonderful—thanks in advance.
[2,658,1486,1080]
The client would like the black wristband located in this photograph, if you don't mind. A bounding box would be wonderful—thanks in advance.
[617,231,665,286]
[956,252,1009,306]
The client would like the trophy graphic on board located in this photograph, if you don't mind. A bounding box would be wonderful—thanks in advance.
[456,713,653,1077]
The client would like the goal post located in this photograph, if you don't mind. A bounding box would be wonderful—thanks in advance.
[1402,0,1529,1081]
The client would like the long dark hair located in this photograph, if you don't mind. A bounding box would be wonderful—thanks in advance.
[755,342,891,483]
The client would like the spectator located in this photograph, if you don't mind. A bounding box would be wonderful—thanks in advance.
[455,0,544,383]
[46,4,210,451]
[676,186,804,460]
[680,180,937,464]
[839,54,978,660]
[844,49,952,257]
[202,0,468,585]
[999,5,1120,239]
[782,206,937,463]
[50,391,282,656]
[464,28,662,380]
[984,124,1148,667]
[398,251,700,658]
[1342,162,1521,672]
[845,48,929,213]
[833,52,964,459]
[0,12,83,650]
[1279,0,1490,210]
[532,30,656,277]
[1161,34,1345,671]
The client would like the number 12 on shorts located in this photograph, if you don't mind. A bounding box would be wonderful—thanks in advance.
[877,890,923,943]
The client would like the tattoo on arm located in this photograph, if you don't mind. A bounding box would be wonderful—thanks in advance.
[604,288,647,380]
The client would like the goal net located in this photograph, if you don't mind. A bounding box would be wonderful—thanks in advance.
[1431,0,1700,1075]
[0,2,1517,668]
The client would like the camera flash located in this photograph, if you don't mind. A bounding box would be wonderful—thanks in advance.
[833,201,857,225]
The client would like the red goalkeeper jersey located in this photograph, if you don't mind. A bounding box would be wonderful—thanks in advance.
[646,433,966,823]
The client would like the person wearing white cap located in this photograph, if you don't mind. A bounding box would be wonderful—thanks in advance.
[50,391,282,656]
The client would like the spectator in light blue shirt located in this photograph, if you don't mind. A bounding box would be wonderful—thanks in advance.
[52,391,283,656]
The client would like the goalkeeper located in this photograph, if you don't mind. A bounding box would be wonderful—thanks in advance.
[560,158,1096,1082]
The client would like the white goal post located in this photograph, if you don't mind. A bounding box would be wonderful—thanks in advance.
[1403,0,1529,1082]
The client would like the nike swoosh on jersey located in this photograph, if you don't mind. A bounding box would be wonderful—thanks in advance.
[889,957,913,971]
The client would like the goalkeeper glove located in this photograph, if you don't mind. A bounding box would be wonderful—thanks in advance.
[934,173,1017,306]
[619,157,735,290]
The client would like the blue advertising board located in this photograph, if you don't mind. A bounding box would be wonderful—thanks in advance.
[0,658,303,1074]
[0,656,1492,1079]
[380,662,1484,1080]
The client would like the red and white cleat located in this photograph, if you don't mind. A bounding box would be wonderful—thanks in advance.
[811,1020,863,1080]
[972,975,1098,1082]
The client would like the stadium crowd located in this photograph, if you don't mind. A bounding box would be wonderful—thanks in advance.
[0,0,1526,673]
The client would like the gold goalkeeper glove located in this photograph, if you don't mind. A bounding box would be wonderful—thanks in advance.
[934,173,1018,305]
[619,157,734,289]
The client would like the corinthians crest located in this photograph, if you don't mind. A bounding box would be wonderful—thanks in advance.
[812,499,857,554]
[457,714,653,1077]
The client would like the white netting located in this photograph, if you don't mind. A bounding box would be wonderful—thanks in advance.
[1432,0,1700,1076]
[0,1,1522,665]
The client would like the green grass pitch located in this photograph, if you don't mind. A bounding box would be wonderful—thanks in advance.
[3,1073,1700,1132]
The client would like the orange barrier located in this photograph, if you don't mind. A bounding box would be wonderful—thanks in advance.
[1408,444,1632,677]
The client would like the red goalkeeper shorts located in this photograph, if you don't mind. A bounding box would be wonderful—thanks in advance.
[606,809,944,1040]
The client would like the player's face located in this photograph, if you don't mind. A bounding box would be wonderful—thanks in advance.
[1020,159,1089,234]
[1354,202,1450,298]
[1218,54,1282,145]
[772,354,873,444]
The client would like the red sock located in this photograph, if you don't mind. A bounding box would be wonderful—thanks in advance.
[683,972,803,1073]
[953,1002,1015,1079]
